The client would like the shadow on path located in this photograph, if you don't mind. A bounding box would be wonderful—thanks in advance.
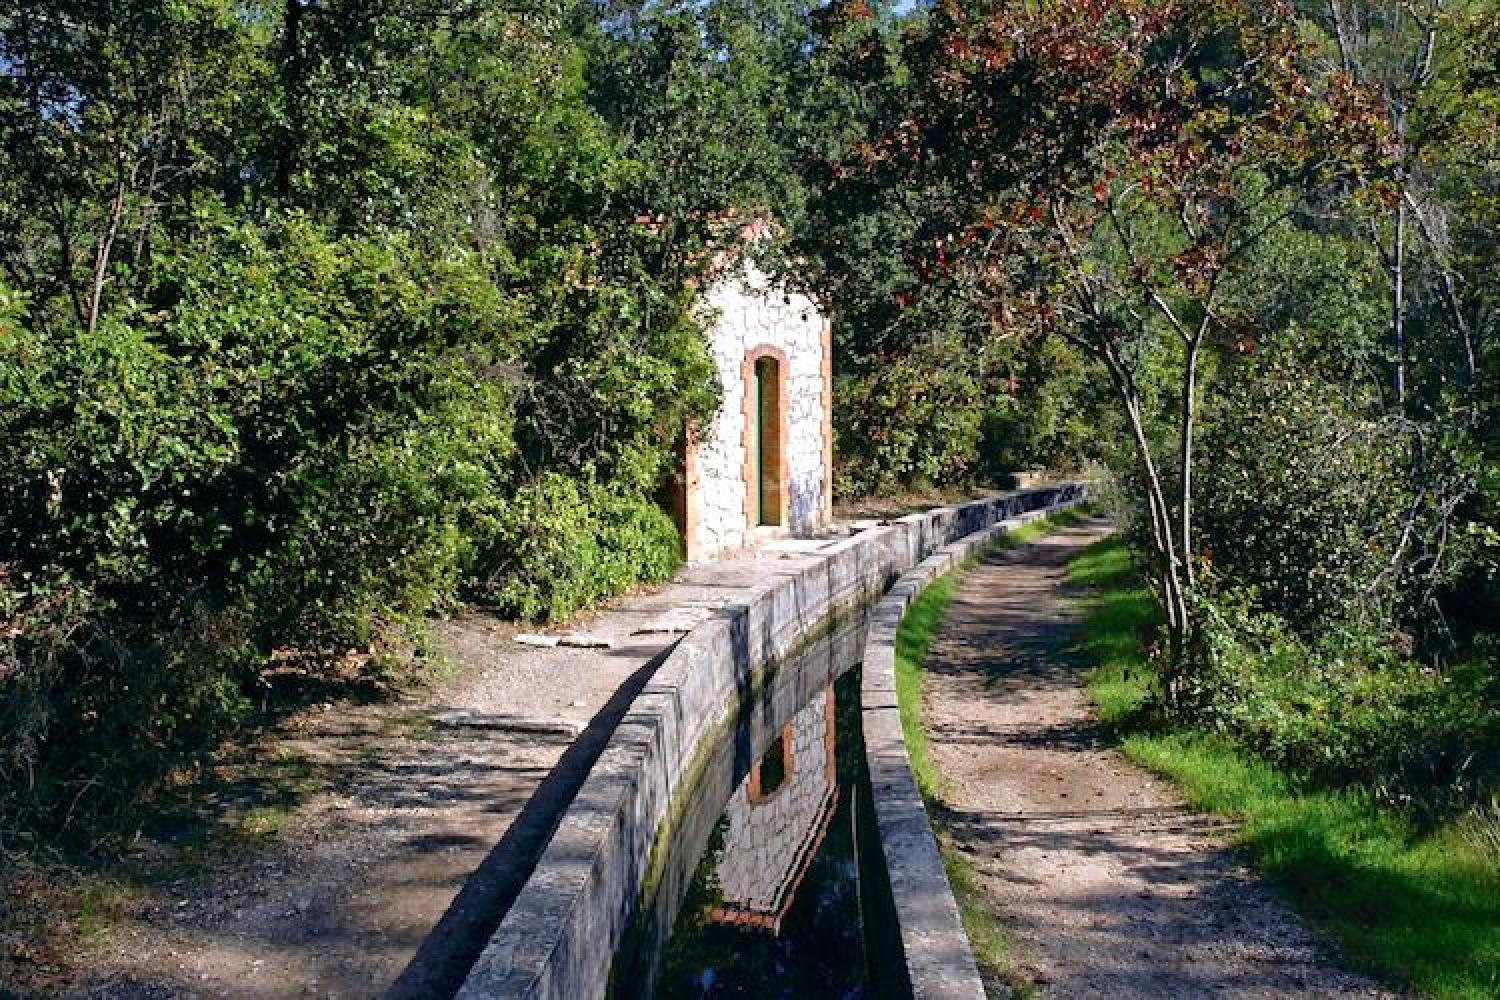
[920,518,1391,999]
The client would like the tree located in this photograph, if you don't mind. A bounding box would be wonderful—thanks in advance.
[0,0,725,845]
[869,0,1388,664]
[1306,0,1500,643]
[0,1,270,333]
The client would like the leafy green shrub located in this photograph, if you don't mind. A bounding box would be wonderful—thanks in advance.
[0,577,256,848]
[2,222,517,643]
[978,337,1107,478]
[832,322,1111,499]
[833,345,985,498]
[473,473,681,622]
[1181,591,1499,818]
[241,362,516,653]
[1197,355,1412,632]
[595,483,683,585]
[0,226,524,845]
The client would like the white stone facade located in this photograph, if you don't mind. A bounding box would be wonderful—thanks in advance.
[711,686,837,931]
[678,258,832,562]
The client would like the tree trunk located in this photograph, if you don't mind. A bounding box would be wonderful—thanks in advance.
[1105,352,1189,660]
[276,0,305,197]
[1178,337,1200,589]
[1403,188,1479,393]
[1391,189,1407,413]
[86,175,127,335]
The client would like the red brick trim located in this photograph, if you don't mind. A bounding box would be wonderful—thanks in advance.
[746,722,796,804]
[674,420,702,561]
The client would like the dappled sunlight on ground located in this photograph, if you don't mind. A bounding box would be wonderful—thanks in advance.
[919,520,1390,998]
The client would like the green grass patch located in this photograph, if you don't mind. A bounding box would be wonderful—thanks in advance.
[941,840,1038,999]
[1070,536,1500,1000]
[1064,536,1156,726]
[894,572,957,801]
[71,875,133,943]
[994,504,1090,549]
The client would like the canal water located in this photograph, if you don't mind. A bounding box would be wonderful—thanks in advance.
[608,614,904,999]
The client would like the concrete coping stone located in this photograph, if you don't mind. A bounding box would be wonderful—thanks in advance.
[455,484,1088,1000]
[858,492,1090,1000]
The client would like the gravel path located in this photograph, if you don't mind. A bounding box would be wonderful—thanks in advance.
[923,519,1391,999]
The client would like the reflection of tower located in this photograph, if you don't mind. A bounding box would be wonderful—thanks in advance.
[710,687,838,934]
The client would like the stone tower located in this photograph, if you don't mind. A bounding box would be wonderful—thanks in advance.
[673,253,833,562]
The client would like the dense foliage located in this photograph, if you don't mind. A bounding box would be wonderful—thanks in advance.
[781,2,1115,496]
[1,0,1495,858]
[0,0,1090,853]
[850,0,1500,818]
[0,0,720,847]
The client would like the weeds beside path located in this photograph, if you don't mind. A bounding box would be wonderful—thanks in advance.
[899,516,1388,998]
[1073,536,1500,1000]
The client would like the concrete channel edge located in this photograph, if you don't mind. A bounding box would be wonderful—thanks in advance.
[453,484,1088,1000]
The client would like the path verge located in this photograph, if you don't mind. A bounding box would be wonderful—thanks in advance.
[910,518,1389,998]
[1074,535,1500,999]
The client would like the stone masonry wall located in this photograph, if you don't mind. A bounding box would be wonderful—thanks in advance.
[455,485,1088,1000]
[713,686,835,924]
[688,260,829,560]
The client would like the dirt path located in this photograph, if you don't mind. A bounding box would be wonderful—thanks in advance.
[923,519,1389,999]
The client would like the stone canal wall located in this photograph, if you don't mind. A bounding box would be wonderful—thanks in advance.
[455,485,1087,1000]
[860,492,1090,999]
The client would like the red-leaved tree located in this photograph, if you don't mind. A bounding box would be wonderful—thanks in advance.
[865,0,1389,668]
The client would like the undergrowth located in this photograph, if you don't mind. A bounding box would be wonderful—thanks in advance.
[1069,535,1500,1000]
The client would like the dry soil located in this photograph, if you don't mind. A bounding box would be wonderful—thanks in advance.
[922,518,1392,999]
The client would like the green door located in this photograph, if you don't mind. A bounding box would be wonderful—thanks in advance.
[752,356,780,527]
[754,359,766,525]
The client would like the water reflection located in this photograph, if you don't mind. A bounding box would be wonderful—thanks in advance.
[652,673,869,999]
[709,687,837,935]
[607,615,876,999]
